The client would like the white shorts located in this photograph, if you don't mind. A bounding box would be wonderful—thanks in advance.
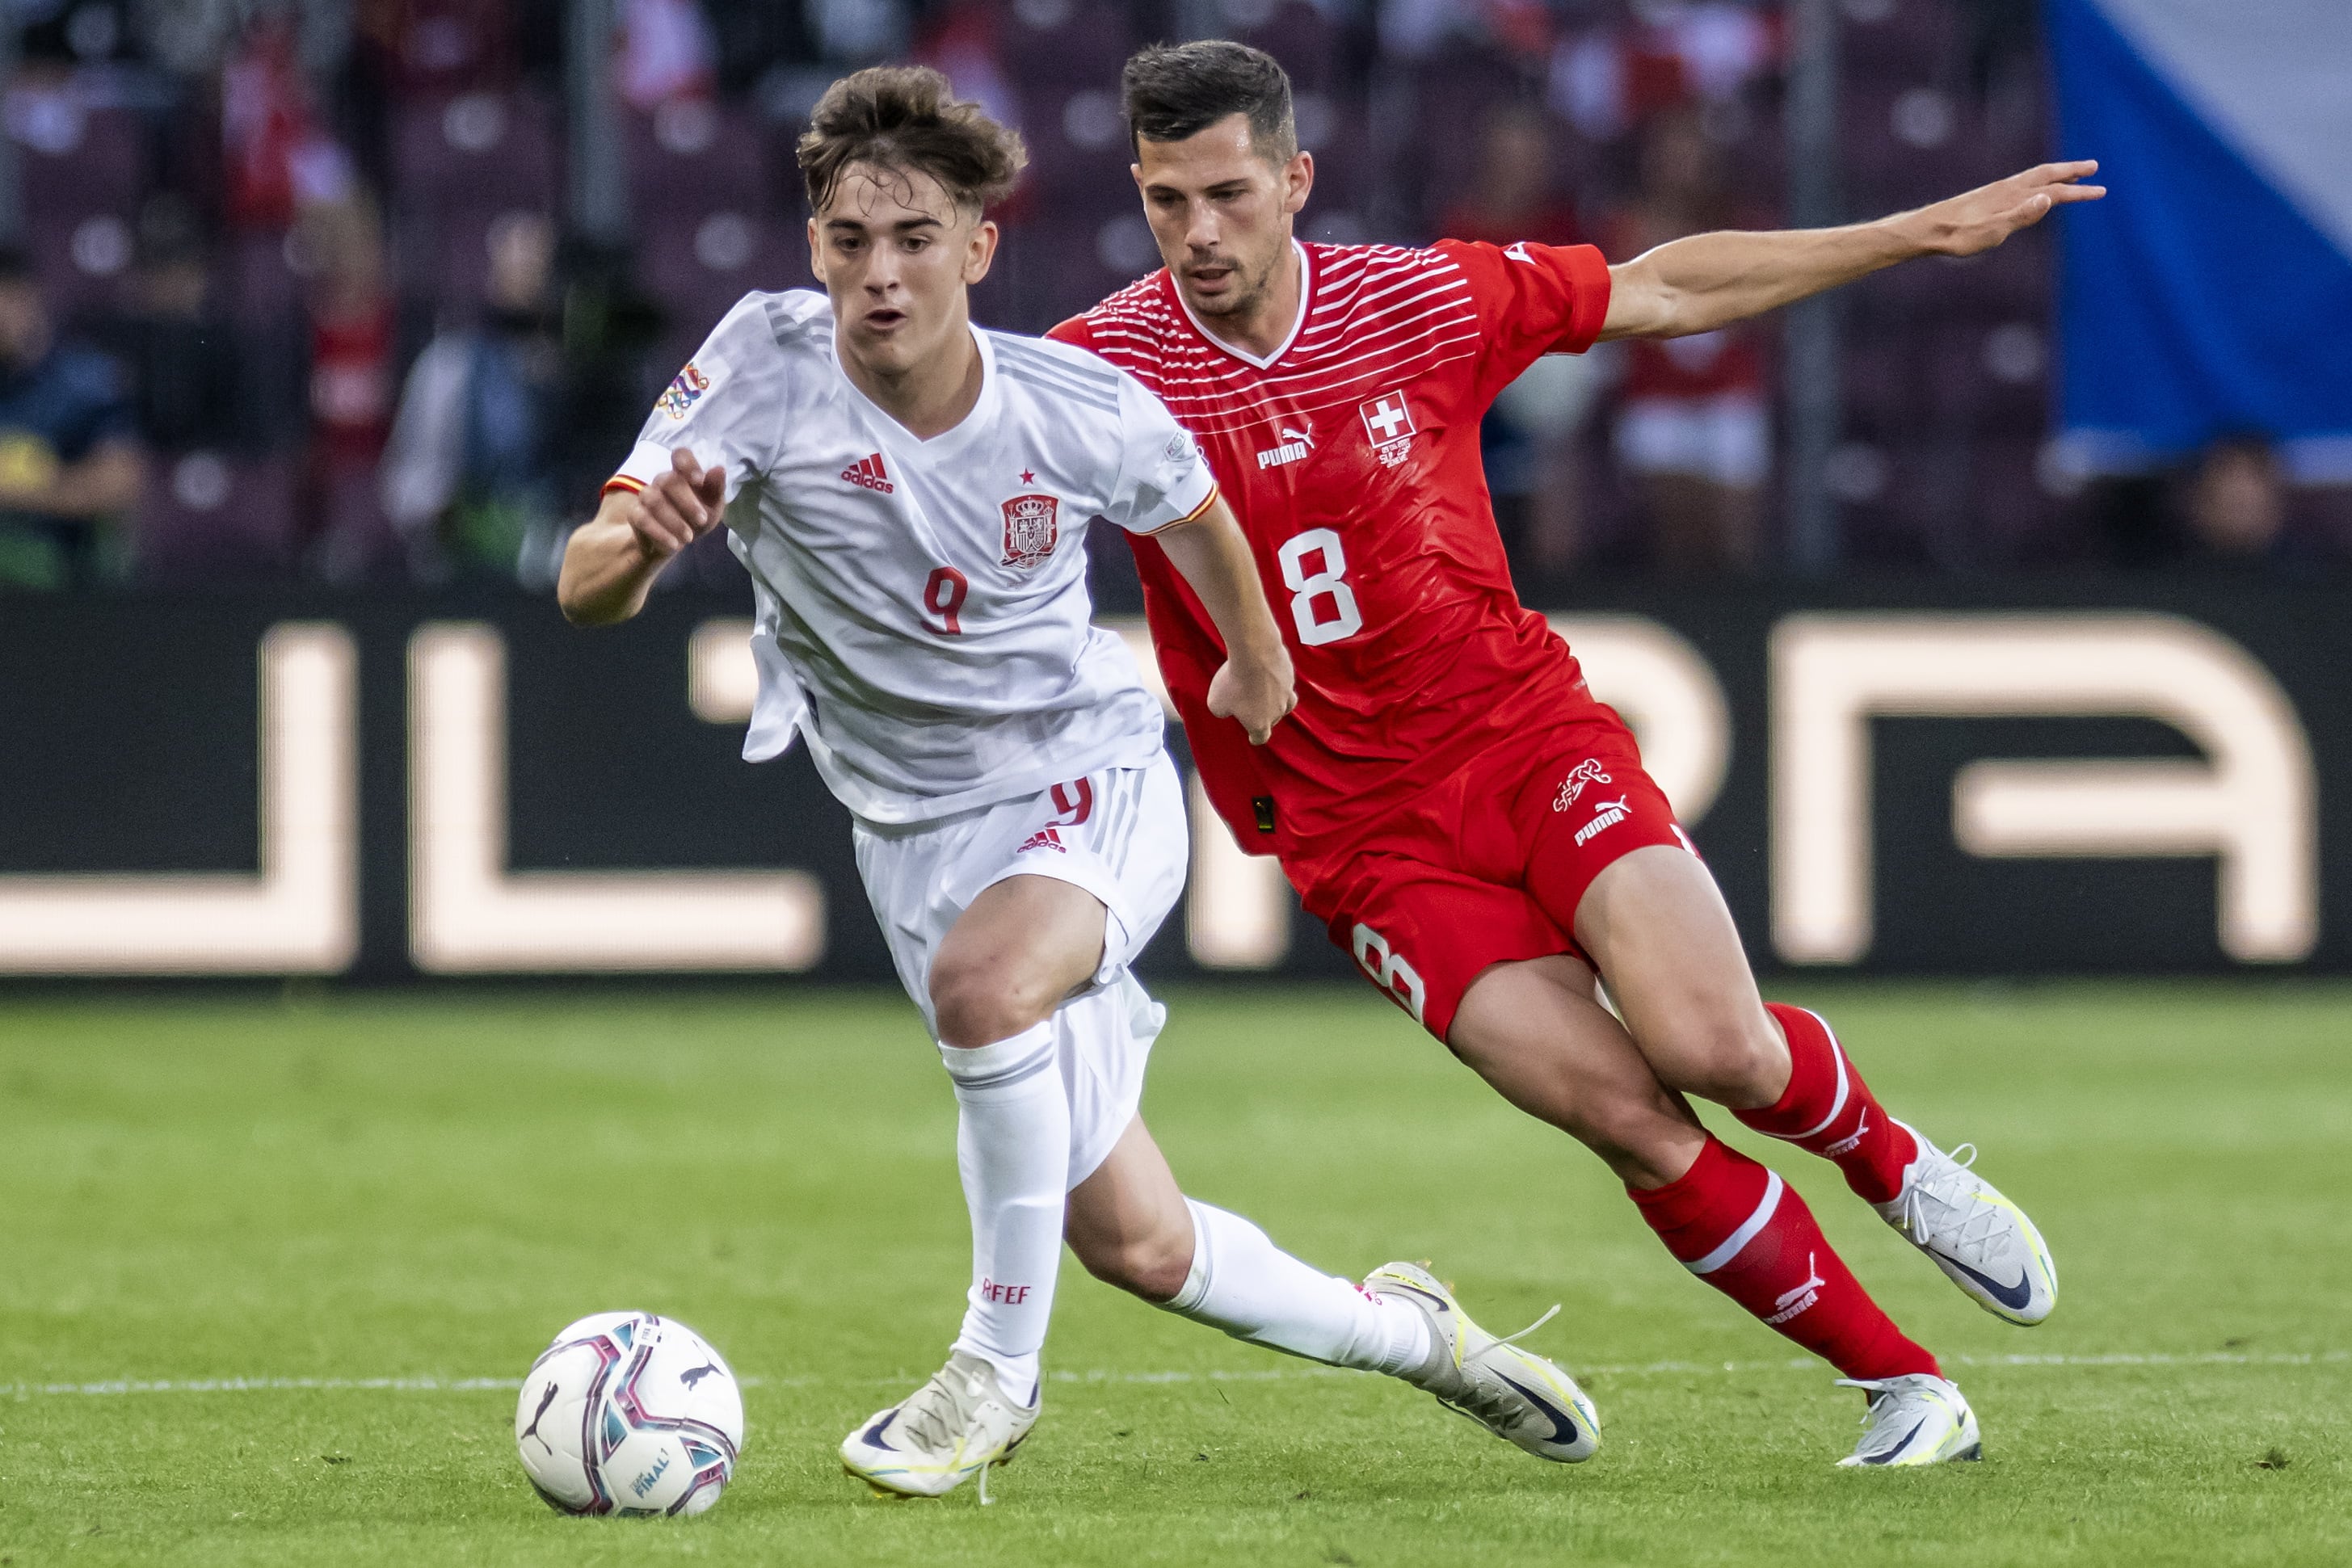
[1615,393,1772,488]
[853,754,1189,1188]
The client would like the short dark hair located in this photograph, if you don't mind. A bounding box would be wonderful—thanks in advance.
[1121,41,1297,162]
[797,66,1028,216]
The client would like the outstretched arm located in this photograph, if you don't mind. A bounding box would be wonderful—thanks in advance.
[1151,495,1297,745]
[1599,160,2105,341]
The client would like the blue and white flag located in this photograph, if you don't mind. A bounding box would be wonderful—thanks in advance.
[2049,0,2352,476]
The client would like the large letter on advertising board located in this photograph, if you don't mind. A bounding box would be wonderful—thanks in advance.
[1770,612,2316,965]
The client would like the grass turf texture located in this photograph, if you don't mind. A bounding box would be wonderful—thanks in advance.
[0,982,2346,1566]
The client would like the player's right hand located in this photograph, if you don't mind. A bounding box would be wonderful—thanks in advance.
[629,446,728,561]
[1206,649,1297,746]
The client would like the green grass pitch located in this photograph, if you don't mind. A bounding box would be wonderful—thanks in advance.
[2,982,2347,1566]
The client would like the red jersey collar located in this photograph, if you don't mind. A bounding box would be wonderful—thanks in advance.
[1163,239,1314,372]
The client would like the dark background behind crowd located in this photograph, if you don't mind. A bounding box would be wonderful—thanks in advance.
[0,0,2342,599]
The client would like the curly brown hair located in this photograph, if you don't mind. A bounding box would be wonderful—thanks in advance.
[797,66,1029,217]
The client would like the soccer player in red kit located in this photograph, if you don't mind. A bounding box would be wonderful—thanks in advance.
[1053,42,2099,1467]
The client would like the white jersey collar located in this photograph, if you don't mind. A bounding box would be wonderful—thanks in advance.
[1173,238,1312,372]
[832,322,1000,463]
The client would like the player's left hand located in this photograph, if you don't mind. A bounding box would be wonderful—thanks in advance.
[1207,650,1297,746]
[1911,161,2106,257]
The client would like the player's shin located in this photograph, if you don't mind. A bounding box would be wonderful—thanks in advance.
[1629,1137,1938,1381]
[939,1020,1071,1402]
[1157,1200,1430,1375]
[1735,1003,1917,1204]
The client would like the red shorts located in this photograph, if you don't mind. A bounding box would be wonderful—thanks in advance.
[1286,712,1690,1042]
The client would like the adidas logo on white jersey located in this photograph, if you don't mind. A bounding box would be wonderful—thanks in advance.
[842,452,894,493]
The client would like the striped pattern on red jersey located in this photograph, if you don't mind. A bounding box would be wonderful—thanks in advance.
[1076,242,1480,435]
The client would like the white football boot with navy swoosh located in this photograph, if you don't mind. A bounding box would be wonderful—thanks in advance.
[1836,1373,1982,1466]
[1364,1262,1600,1462]
[839,1351,1037,1502]
[1874,1121,2059,1326]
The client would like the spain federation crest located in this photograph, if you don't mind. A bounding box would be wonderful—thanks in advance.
[1000,493,1060,570]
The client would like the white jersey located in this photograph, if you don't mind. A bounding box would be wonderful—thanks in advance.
[609,290,1218,824]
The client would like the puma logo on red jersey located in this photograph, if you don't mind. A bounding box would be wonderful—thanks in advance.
[842,452,894,493]
[1574,797,1630,846]
[1256,422,1315,470]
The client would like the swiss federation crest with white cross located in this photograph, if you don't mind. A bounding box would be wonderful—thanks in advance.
[1359,389,1417,468]
[1000,493,1060,570]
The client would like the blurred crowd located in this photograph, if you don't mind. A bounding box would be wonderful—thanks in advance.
[0,0,2344,595]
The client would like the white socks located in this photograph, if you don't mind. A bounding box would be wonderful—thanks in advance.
[939,1026,1429,1397]
[939,1021,1067,1403]
[1160,1200,1432,1377]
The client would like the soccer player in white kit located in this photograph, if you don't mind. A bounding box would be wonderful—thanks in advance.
[558,66,1599,1503]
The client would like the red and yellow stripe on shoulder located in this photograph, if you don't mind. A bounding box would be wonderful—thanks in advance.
[1137,485,1221,535]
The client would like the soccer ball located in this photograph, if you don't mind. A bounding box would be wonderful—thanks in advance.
[514,1311,745,1516]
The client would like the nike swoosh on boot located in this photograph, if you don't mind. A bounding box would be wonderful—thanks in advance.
[1858,1419,1928,1465]
[1494,1372,1583,1446]
[1946,1256,2036,1313]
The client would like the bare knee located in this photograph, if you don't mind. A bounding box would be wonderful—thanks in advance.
[929,879,1104,1048]
[1448,958,1706,1186]
[928,951,1059,1049]
[1071,1220,1193,1303]
[1655,1007,1786,1108]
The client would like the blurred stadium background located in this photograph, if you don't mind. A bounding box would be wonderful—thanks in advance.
[0,0,2340,595]
[2,6,2350,1561]
[0,0,2346,985]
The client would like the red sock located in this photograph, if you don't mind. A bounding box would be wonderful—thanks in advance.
[1735,1003,1917,1205]
[1629,1137,1938,1381]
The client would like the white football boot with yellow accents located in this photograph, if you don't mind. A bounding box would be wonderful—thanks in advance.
[1875,1121,2059,1326]
[839,1351,1037,1502]
[1364,1262,1600,1462]
[1835,1373,1982,1467]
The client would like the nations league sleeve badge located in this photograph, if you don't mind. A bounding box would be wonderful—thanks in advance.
[999,494,1060,570]
[658,354,726,420]
[658,364,709,419]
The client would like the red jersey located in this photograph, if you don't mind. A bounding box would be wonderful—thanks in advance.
[1051,238,1613,856]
